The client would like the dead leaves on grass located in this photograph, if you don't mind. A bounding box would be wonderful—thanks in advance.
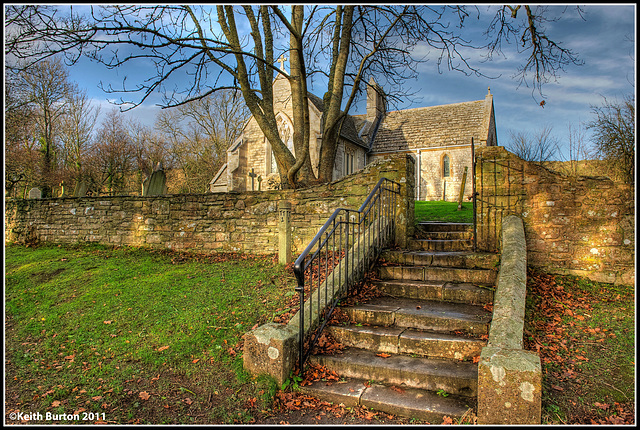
[525,269,634,425]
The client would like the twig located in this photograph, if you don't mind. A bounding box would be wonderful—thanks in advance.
[602,381,630,401]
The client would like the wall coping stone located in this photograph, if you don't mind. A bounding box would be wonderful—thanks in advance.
[477,215,542,424]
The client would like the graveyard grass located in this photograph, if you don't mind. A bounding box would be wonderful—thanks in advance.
[5,243,635,425]
[4,243,295,424]
[414,200,473,223]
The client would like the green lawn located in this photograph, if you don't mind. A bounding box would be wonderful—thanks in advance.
[414,200,473,223]
[5,244,295,424]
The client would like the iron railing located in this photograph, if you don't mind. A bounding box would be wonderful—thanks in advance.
[292,178,401,371]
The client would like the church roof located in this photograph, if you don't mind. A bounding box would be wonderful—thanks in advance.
[368,97,493,153]
[308,92,368,149]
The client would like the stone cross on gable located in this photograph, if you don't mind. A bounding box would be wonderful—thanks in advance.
[277,54,287,72]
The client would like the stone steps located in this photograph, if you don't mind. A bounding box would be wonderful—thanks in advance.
[380,249,499,270]
[340,297,491,336]
[299,378,474,422]
[309,348,478,397]
[416,222,474,233]
[374,280,493,306]
[301,222,495,423]
[328,324,486,361]
[408,238,473,252]
[377,264,497,286]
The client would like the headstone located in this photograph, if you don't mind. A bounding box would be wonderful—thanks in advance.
[73,179,88,197]
[142,162,167,196]
[59,181,68,198]
[257,175,263,191]
[28,187,42,199]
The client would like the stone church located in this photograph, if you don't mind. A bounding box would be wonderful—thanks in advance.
[210,69,497,201]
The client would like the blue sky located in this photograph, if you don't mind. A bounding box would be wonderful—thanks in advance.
[62,4,636,161]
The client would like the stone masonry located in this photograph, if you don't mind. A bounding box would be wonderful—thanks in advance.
[6,155,415,257]
[475,146,634,286]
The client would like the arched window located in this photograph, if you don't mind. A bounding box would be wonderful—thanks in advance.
[268,113,294,174]
[443,154,450,178]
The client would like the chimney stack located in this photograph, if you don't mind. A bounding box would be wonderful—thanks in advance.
[366,77,386,123]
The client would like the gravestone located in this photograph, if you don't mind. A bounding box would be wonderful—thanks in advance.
[142,162,168,196]
[28,187,42,199]
[73,179,88,197]
[59,181,69,198]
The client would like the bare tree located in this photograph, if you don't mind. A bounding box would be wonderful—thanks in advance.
[507,126,560,163]
[175,89,249,167]
[59,86,100,190]
[6,5,584,187]
[588,94,635,184]
[562,123,592,177]
[484,5,584,98]
[88,108,135,195]
[12,57,75,196]
[5,70,40,197]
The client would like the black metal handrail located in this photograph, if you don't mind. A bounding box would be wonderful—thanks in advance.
[292,177,401,371]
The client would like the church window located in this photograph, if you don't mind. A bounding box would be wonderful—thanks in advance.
[268,113,294,175]
[443,154,451,178]
[344,147,355,176]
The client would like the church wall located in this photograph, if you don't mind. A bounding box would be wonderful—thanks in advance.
[227,75,325,190]
[420,146,474,201]
[369,146,474,202]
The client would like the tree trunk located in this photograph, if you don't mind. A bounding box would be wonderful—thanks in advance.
[317,6,354,183]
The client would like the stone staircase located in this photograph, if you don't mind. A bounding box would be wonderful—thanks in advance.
[300,222,499,423]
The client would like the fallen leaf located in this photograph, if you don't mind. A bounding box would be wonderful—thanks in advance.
[92,396,103,401]
[139,391,150,400]
[103,320,112,324]
[157,346,169,352]
[192,358,200,364]
[594,402,610,410]
[51,400,61,407]
[472,356,481,363]
[184,397,193,405]
[376,353,391,358]
[442,416,454,425]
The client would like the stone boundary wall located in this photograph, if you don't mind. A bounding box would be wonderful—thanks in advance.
[476,146,634,286]
[5,155,415,257]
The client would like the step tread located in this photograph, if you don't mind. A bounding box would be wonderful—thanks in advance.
[309,347,478,396]
[329,324,488,344]
[300,378,473,422]
[350,296,491,321]
[417,222,473,231]
[312,347,478,378]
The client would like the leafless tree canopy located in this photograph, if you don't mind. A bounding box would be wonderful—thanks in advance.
[588,95,635,184]
[5,5,584,188]
[506,126,560,163]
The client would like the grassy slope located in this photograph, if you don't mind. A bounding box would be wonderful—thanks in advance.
[5,244,294,424]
